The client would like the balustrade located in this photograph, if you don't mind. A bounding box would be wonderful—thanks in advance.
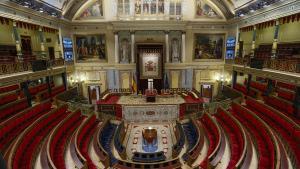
[233,57,300,73]
[0,58,65,75]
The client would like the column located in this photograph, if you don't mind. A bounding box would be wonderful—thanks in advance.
[246,74,252,94]
[58,27,63,59]
[12,20,22,60]
[131,31,135,63]
[115,32,119,63]
[141,0,144,14]
[156,0,159,15]
[251,25,256,58]
[266,78,274,96]
[46,76,52,95]
[21,81,32,107]
[62,72,67,90]
[232,71,237,88]
[181,32,186,63]
[295,87,300,118]
[165,31,169,63]
[235,25,241,58]
[39,26,46,58]
[272,19,280,59]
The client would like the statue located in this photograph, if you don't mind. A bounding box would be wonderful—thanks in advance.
[171,38,180,62]
[196,0,203,16]
[135,0,141,14]
[120,39,130,63]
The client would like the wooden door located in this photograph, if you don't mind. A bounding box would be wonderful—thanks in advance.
[201,84,213,101]
[48,47,55,60]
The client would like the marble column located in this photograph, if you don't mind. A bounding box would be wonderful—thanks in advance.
[165,31,169,63]
[181,32,186,63]
[232,71,237,88]
[272,19,280,59]
[115,32,119,63]
[58,27,63,59]
[39,26,46,58]
[295,87,300,118]
[251,25,257,58]
[131,31,135,63]
[12,21,22,60]
[235,25,241,58]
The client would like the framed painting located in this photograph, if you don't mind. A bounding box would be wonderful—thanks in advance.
[75,34,106,61]
[76,0,104,20]
[194,34,224,59]
[195,0,220,18]
[139,52,162,79]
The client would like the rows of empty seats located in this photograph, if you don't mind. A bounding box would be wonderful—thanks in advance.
[0,84,19,94]
[245,97,300,168]
[264,95,295,115]
[114,158,182,169]
[276,81,296,91]
[0,91,18,106]
[0,101,52,153]
[99,122,118,166]
[233,83,256,97]
[48,110,85,169]
[172,122,185,157]
[182,120,199,161]
[230,102,279,169]
[20,83,50,98]
[250,81,267,93]
[199,113,221,159]
[76,115,99,169]
[37,85,66,101]
[214,108,246,169]
[183,119,205,166]
[132,151,166,163]
[11,105,69,169]
[114,121,126,158]
[276,87,295,100]
[0,98,29,123]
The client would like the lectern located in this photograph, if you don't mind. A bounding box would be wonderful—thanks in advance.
[145,89,157,102]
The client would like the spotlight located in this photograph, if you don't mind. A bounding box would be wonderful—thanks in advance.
[24,2,30,8]
[51,12,57,17]
[263,2,270,8]
[39,8,44,13]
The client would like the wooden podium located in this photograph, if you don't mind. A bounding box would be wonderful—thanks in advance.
[145,89,157,102]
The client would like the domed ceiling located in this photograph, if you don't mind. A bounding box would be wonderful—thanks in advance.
[9,0,285,20]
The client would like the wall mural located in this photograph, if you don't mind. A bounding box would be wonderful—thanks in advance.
[194,34,224,59]
[75,34,106,61]
[77,0,103,20]
[195,0,219,18]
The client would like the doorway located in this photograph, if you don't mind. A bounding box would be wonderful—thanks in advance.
[201,84,213,101]
[88,85,101,104]
[238,41,244,58]
[21,36,32,56]
[48,47,55,60]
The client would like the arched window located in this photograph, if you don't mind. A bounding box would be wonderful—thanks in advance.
[118,0,130,16]
[135,0,164,16]
[169,0,182,19]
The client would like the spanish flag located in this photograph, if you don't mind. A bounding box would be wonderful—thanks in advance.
[131,72,137,94]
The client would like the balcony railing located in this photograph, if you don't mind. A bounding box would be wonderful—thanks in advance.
[232,57,300,73]
[0,58,65,76]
